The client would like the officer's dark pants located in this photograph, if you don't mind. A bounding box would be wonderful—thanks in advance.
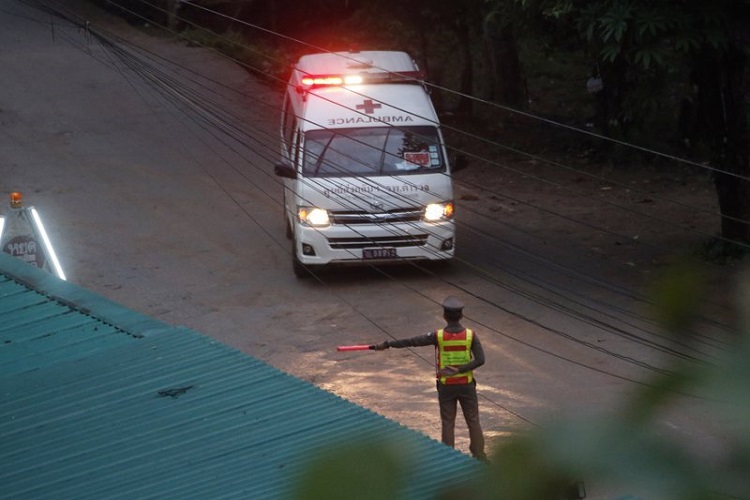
[437,380,486,460]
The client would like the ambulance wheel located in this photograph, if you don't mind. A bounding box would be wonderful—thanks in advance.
[282,194,292,239]
[292,254,307,278]
[285,216,292,239]
[292,237,307,278]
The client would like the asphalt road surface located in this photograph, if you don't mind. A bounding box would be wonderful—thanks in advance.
[1,2,739,497]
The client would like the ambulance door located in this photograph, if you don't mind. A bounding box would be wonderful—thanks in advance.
[279,94,300,238]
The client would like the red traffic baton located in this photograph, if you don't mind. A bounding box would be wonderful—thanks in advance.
[336,344,375,351]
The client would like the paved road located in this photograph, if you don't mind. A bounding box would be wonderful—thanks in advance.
[1,1,736,496]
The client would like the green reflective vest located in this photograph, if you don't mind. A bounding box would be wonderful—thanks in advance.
[436,328,474,385]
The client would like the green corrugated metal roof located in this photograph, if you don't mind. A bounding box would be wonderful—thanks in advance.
[0,253,482,499]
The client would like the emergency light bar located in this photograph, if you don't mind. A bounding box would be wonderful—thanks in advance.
[301,75,363,86]
[298,70,425,90]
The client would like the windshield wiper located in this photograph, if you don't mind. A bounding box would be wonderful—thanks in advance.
[313,134,335,176]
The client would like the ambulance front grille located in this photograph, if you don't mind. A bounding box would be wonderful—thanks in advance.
[330,209,422,225]
[328,234,429,249]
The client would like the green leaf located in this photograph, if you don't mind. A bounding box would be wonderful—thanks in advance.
[600,43,621,62]
[599,1,634,43]
[293,439,406,500]
[648,262,706,335]
[635,48,652,69]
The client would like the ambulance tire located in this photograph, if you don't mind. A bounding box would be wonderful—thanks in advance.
[283,194,292,239]
[291,236,308,278]
[285,216,293,239]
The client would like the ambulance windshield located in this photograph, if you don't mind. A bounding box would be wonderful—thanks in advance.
[303,126,444,177]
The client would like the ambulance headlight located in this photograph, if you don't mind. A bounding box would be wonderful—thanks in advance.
[424,202,454,222]
[298,206,330,227]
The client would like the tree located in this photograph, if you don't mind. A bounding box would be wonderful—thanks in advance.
[482,1,530,109]
[510,0,750,251]
[684,2,750,253]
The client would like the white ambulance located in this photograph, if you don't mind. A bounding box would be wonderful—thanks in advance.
[275,50,461,277]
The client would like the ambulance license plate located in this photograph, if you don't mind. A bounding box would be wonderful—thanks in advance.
[363,248,397,260]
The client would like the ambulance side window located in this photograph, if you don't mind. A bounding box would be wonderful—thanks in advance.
[281,95,297,160]
[292,129,301,169]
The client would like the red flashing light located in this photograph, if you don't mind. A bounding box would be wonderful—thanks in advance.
[300,75,364,87]
[301,75,342,86]
[298,70,425,89]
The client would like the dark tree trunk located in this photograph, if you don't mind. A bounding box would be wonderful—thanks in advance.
[693,45,750,252]
[455,6,474,116]
[484,25,526,107]
[597,56,629,139]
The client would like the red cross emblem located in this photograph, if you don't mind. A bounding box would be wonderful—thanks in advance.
[356,99,382,114]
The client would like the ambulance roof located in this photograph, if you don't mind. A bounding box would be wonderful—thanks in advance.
[294,51,418,78]
[301,83,439,132]
[289,51,437,132]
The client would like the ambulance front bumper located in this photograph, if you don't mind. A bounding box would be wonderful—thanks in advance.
[295,221,455,265]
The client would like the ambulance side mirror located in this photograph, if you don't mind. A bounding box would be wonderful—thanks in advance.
[274,162,297,179]
[451,154,468,173]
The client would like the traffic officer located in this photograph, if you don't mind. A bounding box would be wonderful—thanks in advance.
[374,295,487,460]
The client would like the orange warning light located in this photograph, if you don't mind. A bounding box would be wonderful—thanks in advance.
[10,192,22,208]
